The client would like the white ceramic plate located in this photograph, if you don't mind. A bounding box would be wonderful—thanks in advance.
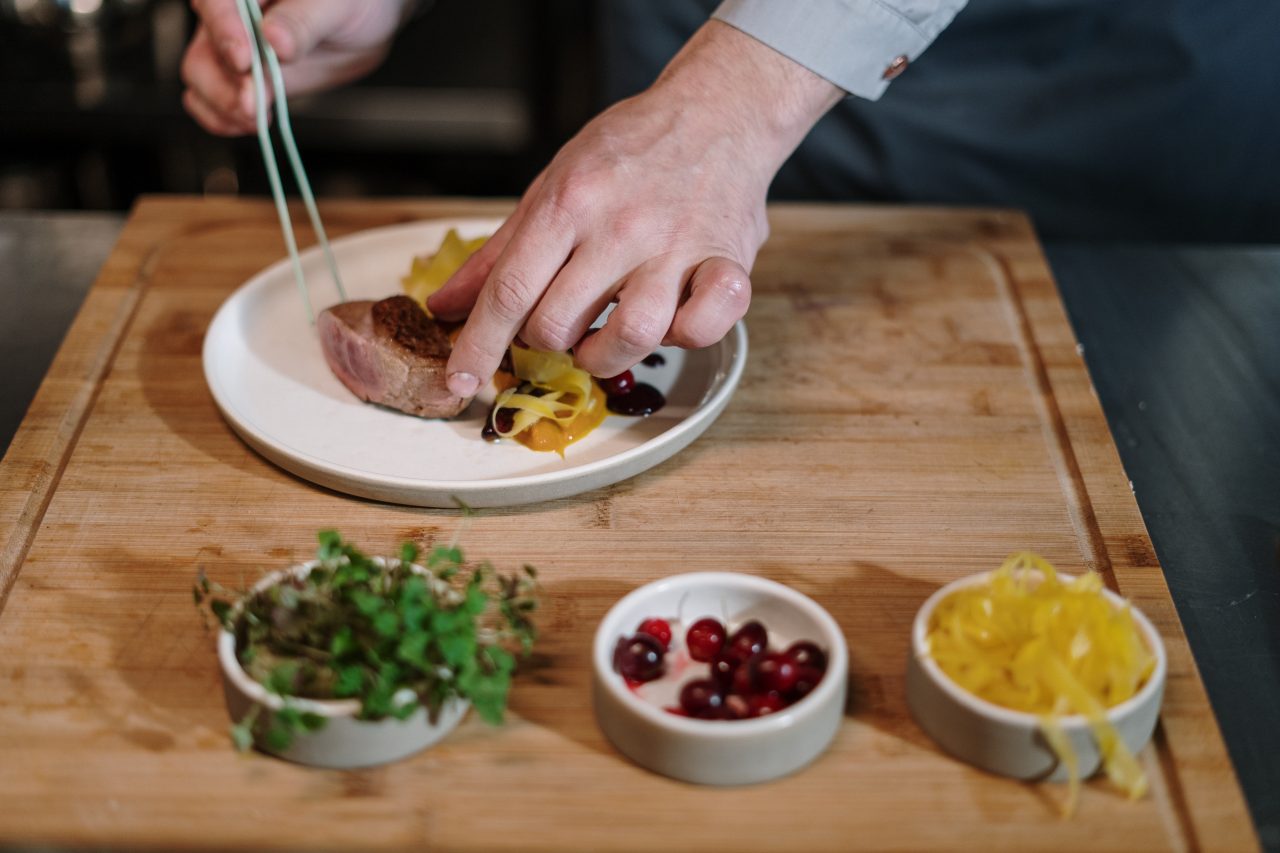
[202,218,747,507]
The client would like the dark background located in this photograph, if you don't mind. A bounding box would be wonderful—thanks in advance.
[0,0,599,211]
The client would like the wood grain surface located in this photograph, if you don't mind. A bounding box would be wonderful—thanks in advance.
[0,197,1254,851]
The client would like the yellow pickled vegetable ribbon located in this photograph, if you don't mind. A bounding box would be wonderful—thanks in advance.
[401,228,488,314]
[492,347,594,438]
[925,552,1155,815]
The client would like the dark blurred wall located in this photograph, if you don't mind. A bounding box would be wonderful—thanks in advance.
[0,0,598,210]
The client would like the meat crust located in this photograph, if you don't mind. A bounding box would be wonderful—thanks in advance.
[317,296,470,418]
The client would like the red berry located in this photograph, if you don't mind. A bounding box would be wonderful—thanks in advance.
[679,678,726,719]
[636,617,672,650]
[784,640,827,673]
[789,665,825,701]
[729,620,768,657]
[724,693,751,720]
[755,652,800,694]
[686,617,726,662]
[598,370,635,396]
[732,652,764,695]
[664,706,689,717]
[709,646,746,690]
[613,634,665,683]
[748,692,787,717]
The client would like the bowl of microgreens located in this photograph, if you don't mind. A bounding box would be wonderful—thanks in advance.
[194,530,537,769]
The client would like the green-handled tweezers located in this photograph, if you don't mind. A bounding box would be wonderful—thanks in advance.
[234,0,347,322]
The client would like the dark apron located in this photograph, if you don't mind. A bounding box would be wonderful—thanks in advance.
[600,0,1280,242]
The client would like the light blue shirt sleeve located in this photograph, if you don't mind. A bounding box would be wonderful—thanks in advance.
[712,0,968,100]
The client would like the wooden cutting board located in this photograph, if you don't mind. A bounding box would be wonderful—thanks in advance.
[0,197,1254,851]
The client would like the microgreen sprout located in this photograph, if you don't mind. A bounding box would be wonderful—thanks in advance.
[195,530,538,753]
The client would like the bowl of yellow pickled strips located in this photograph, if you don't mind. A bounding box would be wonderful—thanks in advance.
[906,553,1166,814]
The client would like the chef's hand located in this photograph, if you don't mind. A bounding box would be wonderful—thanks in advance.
[181,0,412,135]
[427,21,841,392]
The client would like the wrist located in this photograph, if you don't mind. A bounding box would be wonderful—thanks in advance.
[650,19,842,173]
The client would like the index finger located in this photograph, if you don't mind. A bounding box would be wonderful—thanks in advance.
[444,216,575,397]
[191,0,253,73]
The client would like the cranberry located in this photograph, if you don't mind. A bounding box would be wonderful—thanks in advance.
[613,633,665,683]
[636,618,672,650]
[598,370,635,396]
[732,652,764,695]
[605,383,666,416]
[664,706,688,717]
[709,647,746,690]
[729,620,768,657]
[789,665,825,701]
[754,652,800,694]
[724,693,751,720]
[679,679,726,719]
[748,692,787,717]
[685,617,726,662]
[784,640,827,673]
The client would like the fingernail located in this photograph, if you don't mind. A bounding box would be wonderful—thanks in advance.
[448,372,479,397]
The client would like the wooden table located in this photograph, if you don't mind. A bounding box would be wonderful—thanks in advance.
[0,197,1254,851]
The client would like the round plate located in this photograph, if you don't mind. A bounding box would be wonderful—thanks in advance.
[202,218,747,507]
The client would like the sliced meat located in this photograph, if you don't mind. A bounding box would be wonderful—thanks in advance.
[317,295,471,418]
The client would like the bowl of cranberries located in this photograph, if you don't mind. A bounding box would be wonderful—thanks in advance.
[592,572,848,785]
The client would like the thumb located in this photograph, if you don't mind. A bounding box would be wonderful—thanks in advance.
[260,0,356,63]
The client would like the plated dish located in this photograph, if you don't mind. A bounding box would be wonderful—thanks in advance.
[202,218,747,507]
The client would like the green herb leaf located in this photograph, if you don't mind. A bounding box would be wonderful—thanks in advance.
[230,721,254,752]
[330,626,355,658]
[483,645,515,675]
[299,712,326,732]
[372,610,399,638]
[464,584,488,616]
[317,529,342,560]
[427,545,463,568]
[267,662,299,696]
[209,599,232,626]
[399,541,420,565]
[264,724,293,751]
[439,632,476,668]
[334,664,364,697]
[396,631,430,669]
[351,589,386,618]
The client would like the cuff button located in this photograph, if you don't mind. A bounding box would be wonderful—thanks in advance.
[882,54,910,80]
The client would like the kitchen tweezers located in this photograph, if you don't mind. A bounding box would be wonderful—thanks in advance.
[234,0,346,322]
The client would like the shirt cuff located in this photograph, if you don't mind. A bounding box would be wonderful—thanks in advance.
[712,0,966,100]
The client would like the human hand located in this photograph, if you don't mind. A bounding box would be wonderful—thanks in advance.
[427,20,842,394]
[181,0,410,135]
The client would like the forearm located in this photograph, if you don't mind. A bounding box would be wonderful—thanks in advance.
[650,20,844,176]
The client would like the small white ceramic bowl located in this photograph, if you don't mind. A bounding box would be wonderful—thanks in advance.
[592,572,848,786]
[906,571,1167,781]
[218,559,469,769]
